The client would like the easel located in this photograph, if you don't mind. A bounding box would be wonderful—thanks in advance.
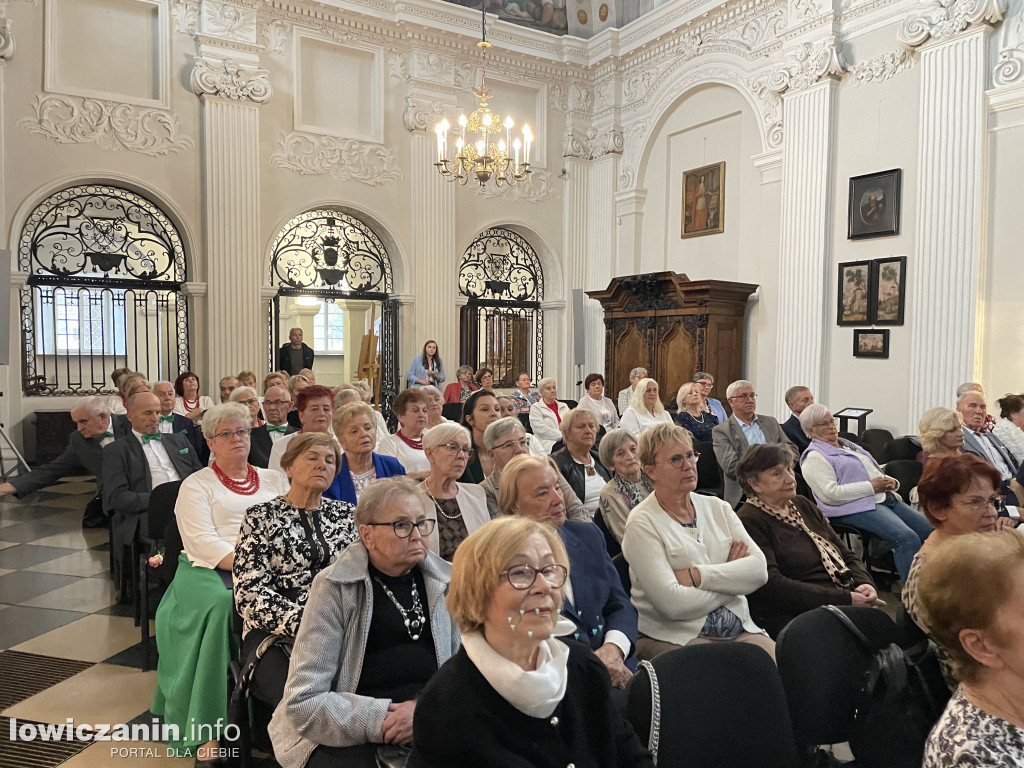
[0,392,31,481]
[357,305,381,408]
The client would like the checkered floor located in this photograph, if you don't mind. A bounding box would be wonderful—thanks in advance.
[0,477,191,767]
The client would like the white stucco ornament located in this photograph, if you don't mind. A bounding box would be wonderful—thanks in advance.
[190,57,272,103]
[898,0,1006,47]
[269,131,403,186]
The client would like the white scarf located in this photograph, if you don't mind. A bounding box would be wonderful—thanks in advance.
[462,618,576,719]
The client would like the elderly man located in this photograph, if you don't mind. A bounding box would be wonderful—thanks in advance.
[151,380,203,457]
[218,375,239,404]
[617,367,648,416]
[957,390,1023,505]
[712,380,793,508]
[278,326,314,375]
[103,392,203,592]
[0,396,117,527]
[781,386,815,453]
[247,384,295,468]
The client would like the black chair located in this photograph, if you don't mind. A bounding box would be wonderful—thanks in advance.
[441,402,463,423]
[830,522,899,590]
[139,483,184,671]
[692,440,723,498]
[562,399,578,410]
[135,481,182,622]
[885,436,922,462]
[859,428,895,464]
[884,460,924,503]
[611,552,630,596]
[838,431,860,444]
[627,643,798,768]
[517,412,533,434]
[776,605,898,757]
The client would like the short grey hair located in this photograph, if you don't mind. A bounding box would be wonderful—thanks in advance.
[355,475,429,527]
[956,382,984,399]
[72,395,111,418]
[420,385,442,400]
[956,388,985,407]
[288,374,311,393]
[456,365,474,378]
[229,386,258,403]
[559,407,597,436]
[334,388,360,408]
[784,386,811,406]
[280,432,342,476]
[799,403,833,437]
[484,417,524,450]
[537,377,557,392]
[675,382,702,411]
[598,428,637,470]
[153,380,174,391]
[202,402,251,438]
[692,371,713,383]
[423,422,471,452]
[630,367,648,382]
[638,423,692,469]
[726,380,754,399]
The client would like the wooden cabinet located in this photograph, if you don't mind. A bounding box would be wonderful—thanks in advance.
[586,272,757,411]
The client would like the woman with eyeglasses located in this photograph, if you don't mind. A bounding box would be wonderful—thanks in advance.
[799,403,931,583]
[420,424,489,561]
[325,402,406,505]
[621,423,772,661]
[152,403,288,765]
[408,516,653,768]
[270,477,460,768]
[692,372,727,424]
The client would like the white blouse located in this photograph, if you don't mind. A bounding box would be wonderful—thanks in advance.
[377,433,430,474]
[577,394,620,429]
[173,395,215,416]
[993,418,1024,464]
[619,407,672,438]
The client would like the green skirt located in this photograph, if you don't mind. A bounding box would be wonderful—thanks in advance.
[151,553,237,752]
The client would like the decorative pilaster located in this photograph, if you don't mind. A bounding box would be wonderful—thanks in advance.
[586,150,619,377]
[614,189,647,276]
[562,156,590,389]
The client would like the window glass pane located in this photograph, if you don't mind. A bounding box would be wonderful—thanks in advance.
[310,299,344,354]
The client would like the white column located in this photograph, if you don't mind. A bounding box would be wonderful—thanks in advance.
[0,17,13,455]
[614,189,647,276]
[773,79,839,401]
[587,152,619,375]
[562,155,589,393]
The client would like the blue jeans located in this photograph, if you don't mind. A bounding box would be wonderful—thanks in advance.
[831,494,932,581]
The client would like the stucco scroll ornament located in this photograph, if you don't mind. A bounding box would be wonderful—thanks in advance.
[259,19,290,56]
[993,0,1024,85]
[402,95,446,133]
[897,0,1006,47]
[269,131,403,186]
[849,49,917,85]
[172,0,199,35]
[18,94,194,156]
[0,16,13,61]
[760,36,847,94]
[476,169,559,202]
[190,57,272,103]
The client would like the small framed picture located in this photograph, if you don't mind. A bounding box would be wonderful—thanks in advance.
[853,328,890,359]
[681,162,725,238]
[872,256,907,325]
[848,169,902,240]
[837,260,873,326]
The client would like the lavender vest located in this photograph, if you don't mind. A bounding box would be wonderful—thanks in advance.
[801,438,879,517]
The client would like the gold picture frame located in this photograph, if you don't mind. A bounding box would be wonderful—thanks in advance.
[681,162,725,239]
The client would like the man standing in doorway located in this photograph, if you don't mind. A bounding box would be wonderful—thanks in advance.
[278,326,315,375]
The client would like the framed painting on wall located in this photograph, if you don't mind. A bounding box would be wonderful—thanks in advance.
[837,260,873,326]
[853,328,890,359]
[871,256,907,325]
[681,162,725,238]
[848,169,902,239]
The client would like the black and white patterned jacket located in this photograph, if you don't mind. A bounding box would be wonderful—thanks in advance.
[233,496,357,638]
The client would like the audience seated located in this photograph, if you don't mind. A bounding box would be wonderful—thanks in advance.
[407,340,444,389]
[153,380,200,440]
[105,367,133,414]
[994,393,1024,464]
[233,433,357,708]
[550,408,611,520]
[621,423,772,661]
[474,367,496,392]
[378,389,431,479]
[529,377,570,453]
[500,455,639,688]
[734,444,880,639]
[693,371,727,424]
[597,428,654,545]
[408,516,653,768]
[248,385,295,468]
[617,367,648,417]
[672,382,719,442]
[152,403,288,763]
[419,385,448,428]
[285,374,311,430]
[325,402,405,504]
[269,385,336,476]
[918,407,966,464]
[420,423,489,560]
[496,395,546,455]
[347,380,390,449]
[957,390,1023,505]
[269,477,461,768]
[798,403,931,583]
[780,386,814,453]
[264,371,289,394]
[459,389,502,483]
[509,372,539,414]
[711,379,793,508]
[619,378,672,439]
[219,375,240,403]
[577,372,620,431]
[442,365,479,404]
[230,386,264,430]
[918,530,1024,768]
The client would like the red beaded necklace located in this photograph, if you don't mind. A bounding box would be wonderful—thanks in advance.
[211,461,260,495]
[396,430,423,450]
[182,394,200,411]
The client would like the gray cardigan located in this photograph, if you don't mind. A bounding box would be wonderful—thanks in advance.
[269,541,460,768]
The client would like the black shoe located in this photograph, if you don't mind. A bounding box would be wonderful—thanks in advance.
[82,514,108,528]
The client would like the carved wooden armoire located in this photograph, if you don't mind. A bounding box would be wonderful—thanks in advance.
[586,272,758,410]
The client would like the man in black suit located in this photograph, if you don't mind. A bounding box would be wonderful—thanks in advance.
[781,385,814,453]
[277,326,314,375]
[103,392,202,589]
[0,396,117,527]
[152,380,203,453]
[246,384,295,468]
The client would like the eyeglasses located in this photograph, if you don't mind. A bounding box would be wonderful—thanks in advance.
[958,495,1006,512]
[812,419,836,429]
[240,398,259,407]
[493,437,531,452]
[697,381,713,389]
[439,443,473,457]
[657,451,700,468]
[366,518,437,538]
[503,563,568,590]
[213,428,251,441]
[263,399,291,407]
[729,393,757,401]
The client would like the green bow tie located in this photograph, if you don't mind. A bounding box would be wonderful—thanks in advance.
[96,431,114,440]
[267,424,288,433]
[159,414,174,422]
[142,433,162,444]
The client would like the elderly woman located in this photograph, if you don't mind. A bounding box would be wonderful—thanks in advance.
[442,365,478,404]
[674,381,719,442]
[325,402,405,504]
[409,516,653,768]
[510,372,539,414]
[474,367,496,392]
[269,477,460,768]
[994,393,1024,464]
[346,381,390,449]
[529,378,570,454]
[918,406,966,464]
[550,408,611,520]
[264,371,289,393]
[270,385,336,475]
[458,389,502,483]
[694,372,728,424]
[378,389,431,478]
[480,417,588,522]
[576,373,620,431]
[106,366,133,414]
[597,428,654,545]
[420,385,447,428]
[734,443,880,639]
[420,423,489,560]
[918,531,1024,768]
[621,423,772,661]
[501,455,639,690]
[286,374,312,429]
[230,385,263,427]
[799,403,932,582]
[620,378,672,438]
[237,370,259,392]
[233,433,357,706]
[173,370,215,421]
[152,403,288,762]
[407,340,445,389]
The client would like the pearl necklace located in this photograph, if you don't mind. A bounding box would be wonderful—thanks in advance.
[373,574,425,641]
[211,462,260,495]
[423,479,462,519]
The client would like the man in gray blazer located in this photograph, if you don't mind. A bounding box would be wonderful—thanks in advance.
[0,396,118,527]
[712,380,794,508]
[957,390,1022,505]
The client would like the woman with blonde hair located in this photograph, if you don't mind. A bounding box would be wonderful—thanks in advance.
[619,378,672,438]
[673,381,719,442]
[918,407,966,463]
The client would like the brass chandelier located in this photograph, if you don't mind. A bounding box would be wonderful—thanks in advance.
[434,9,533,188]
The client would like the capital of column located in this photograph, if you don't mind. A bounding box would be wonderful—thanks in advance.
[182,281,208,297]
[11,271,29,289]
[757,35,847,96]
[392,293,416,307]
[562,125,623,160]
[898,0,1005,49]
[0,16,14,62]
[615,188,647,217]
[402,94,449,134]
[190,56,271,103]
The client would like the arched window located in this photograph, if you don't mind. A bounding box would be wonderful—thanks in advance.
[268,209,398,414]
[18,184,189,395]
[458,227,544,387]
